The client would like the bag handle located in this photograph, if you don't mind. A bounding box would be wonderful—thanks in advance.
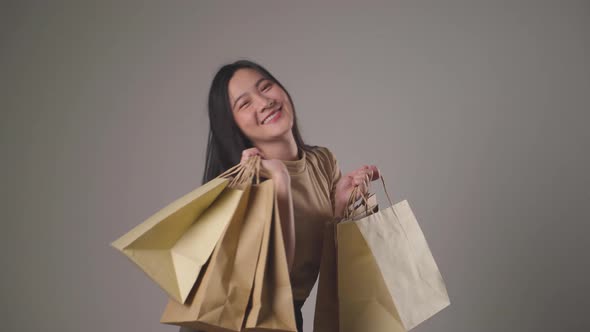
[379,174,394,208]
[217,155,261,187]
[342,168,396,220]
[232,156,261,187]
[344,186,369,220]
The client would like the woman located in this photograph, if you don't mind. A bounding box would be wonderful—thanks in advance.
[188,60,379,332]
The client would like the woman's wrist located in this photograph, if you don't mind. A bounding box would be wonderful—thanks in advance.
[270,170,290,185]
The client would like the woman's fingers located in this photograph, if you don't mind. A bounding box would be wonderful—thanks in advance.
[368,165,380,181]
[352,165,380,181]
[352,174,369,194]
[348,164,381,197]
[352,174,366,186]
[240,147,264,164]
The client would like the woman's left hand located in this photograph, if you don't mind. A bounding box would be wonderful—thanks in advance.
[333,165,380,218]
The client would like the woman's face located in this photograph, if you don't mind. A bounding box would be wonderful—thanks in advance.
[228,68,294,144]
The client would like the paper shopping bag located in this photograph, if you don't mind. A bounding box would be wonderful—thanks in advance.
[352,199,450,330]
[312,220,340,332]
[161,179,273,331]
[339,177,450,331]
[111,176,235,303]
[313,188,378,332]
[244,194,297,332]
[337,219,406,332]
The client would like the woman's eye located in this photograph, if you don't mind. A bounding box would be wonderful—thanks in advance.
[262,83,272,91]
[241,101,251,109]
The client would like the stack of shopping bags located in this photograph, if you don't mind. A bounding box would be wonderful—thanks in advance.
[111,157,297,332]
[314,175,451,332]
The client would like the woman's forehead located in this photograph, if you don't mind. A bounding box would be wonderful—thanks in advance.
[230,68,265,88]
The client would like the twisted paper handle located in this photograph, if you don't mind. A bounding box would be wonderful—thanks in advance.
[342,168,395,220]
[217,155,261,188]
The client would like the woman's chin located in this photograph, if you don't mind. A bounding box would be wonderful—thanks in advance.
[257,126,292,141]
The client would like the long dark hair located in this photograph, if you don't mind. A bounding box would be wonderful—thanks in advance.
[202,60,311,184]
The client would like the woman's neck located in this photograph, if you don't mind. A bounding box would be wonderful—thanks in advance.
[256,135,299,161]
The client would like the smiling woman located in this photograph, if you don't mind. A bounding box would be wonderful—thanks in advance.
[189,60,381,332]
[229,68,295,147]
[202,60,310,183]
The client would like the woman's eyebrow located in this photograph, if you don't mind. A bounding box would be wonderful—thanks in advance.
[232,77,268,109]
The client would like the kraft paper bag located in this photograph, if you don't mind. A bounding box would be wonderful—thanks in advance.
[313,190,378,332]
[352,200,450,330]
[312,220,340,332]
[245,195,297,332]
[337,220,406,332]
[111,176,233,303]
[338,178,450,331]
[161,180,273,331]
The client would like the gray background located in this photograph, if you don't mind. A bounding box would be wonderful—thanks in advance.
[2,1,589,331]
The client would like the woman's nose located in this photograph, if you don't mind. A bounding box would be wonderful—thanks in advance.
[254,95,275,112]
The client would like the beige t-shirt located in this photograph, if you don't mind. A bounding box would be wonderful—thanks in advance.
[271,146,342,301]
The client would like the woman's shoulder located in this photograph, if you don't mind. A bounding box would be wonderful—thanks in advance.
[304,145,338,168]
[303,145,340,184]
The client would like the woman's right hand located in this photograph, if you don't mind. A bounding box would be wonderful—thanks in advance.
[241,147,289,180]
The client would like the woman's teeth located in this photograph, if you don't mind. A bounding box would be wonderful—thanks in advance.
[262,110,280,124]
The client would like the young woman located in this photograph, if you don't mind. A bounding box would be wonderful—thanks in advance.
[189,60,379,332]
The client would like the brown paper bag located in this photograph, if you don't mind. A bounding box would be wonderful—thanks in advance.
[244,194,297,332]
[337,220,406,332]
[312,220,340,332]
[111,177,233,303]
[352,200,450,330]
[161,180,275,331]
[338,177,450,331]
[313,188,378,332]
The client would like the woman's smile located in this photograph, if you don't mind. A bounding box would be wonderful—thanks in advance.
[261,107,282,125]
